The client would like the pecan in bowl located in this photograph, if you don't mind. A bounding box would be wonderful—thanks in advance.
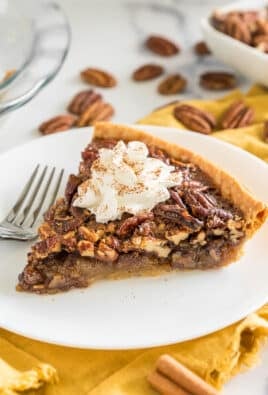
[211,8,268,51]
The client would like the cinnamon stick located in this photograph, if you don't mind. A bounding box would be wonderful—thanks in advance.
[148,370,190,395]
[156,354,219,395]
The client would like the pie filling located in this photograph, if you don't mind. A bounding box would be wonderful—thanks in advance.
[17,137,247,294]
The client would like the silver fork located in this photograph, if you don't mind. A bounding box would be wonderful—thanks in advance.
[0,165,64,240]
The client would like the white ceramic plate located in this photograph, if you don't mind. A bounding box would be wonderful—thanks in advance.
[0,125,267,349]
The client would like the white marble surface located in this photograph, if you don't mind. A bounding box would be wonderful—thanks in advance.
[0,0,267,394]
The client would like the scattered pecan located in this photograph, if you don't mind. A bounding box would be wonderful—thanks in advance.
[145,35,180,56]
[68,90,102,115]
[154,204,203,231]
[132,64,164,81]
[39,114,76,135]
[220,100,254,129]
[158,74,187,95]
[263,121,268,142]
[117,212,154,237]
[200,72,237,91]
[80,67,117,88]
[194,41,211,56]
[173,104,216,134]
[77,100,114,127]
[225,15,251,44]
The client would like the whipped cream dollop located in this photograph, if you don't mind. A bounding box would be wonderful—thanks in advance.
[73,140,182,223]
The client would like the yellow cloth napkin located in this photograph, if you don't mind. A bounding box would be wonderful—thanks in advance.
[1,85,268,395]
[138,87,268,162]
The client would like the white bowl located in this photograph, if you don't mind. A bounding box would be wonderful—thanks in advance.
[201,0,268,87]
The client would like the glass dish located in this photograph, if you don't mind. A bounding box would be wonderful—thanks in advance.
[0,0,70,116]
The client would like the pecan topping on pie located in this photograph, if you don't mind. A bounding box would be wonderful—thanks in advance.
[17,123,267,294]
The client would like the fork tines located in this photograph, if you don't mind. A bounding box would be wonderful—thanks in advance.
[6,164,64,228]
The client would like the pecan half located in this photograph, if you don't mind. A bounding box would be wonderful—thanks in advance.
[194,41,211,56]
[154,204,203,231]
[117,212,154,237]
[173,104,216,134]
[200,72,237,91]
[77,101,114,127]
[158,74,187,95]
[225,15,251,44]
[39,114,76,135]
[96,241,118,262]
[132,64,164,81]
[263,121,268,143]
[68,90,102,115]
[80,68,117,88]
[220,100,254,129]
[145,35,180,56]
[65,174,81,204]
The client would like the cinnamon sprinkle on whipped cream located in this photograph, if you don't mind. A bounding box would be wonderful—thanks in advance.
[73,140,182,223]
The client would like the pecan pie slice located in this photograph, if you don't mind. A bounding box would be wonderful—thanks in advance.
[17,123,268,294]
